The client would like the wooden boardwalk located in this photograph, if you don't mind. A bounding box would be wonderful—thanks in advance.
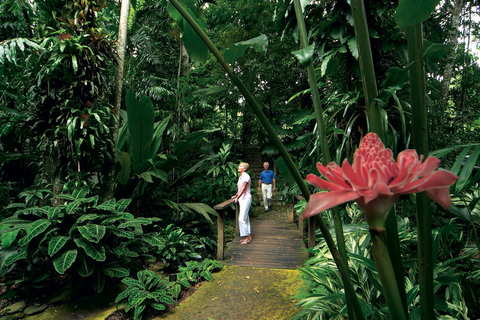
[223,205,308,269]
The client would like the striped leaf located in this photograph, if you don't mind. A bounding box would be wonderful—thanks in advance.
[151,303,166,311]
[75,254,95,277]
[141,234,165,248]
[18,220,51,246]
[53,249,78,274]
[110,228,135,239]
[48,236,69,256]
[78,224,106,243]
[133,304,146,320]
[103,267,130,278]
[4,248,27,266]
[92,271,105,293]
[74,238,106,261]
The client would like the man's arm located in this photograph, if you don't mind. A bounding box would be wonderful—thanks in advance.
[273,177,276,190]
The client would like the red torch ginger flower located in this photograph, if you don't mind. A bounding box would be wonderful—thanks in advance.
[82,113,88,120]
[85,101,92,108]
[303,133,458,222]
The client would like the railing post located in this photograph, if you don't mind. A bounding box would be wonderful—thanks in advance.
[235,202,240,236]
[217,209,225,260]
[214,198,235,261]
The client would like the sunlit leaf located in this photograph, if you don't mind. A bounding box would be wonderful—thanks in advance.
[291,43,315,68]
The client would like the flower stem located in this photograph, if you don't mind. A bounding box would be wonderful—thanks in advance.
[370,227,407,320]
[406,24,435,320]
[292,2,362,319]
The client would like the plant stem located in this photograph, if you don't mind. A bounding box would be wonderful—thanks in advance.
[292,2,361,319]
[370,226,407,320]
[406,24,434,320]
[349,0,384,140]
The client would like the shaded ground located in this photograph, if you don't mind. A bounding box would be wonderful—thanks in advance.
[155,265,304,320]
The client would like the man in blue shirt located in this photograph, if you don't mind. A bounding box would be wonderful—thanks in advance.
[257,162,276,212]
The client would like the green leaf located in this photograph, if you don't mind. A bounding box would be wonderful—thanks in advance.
[92,271,106,293]
[181,8,209,65]
[116,198,132,212]
[224,35,268,65]
[182,203,217,224]
[75,254,95,277]
[291,43,315,68]
[4,249,27,266]
[150,115,171,159]
[104,267,130,278]
[347,37,358,59]
[18,220,51,246]
[48,236,69,257]
[111,228,135,239]
[72,55,78,72]
[133,304,146,320]
[126,90,154,175]
[396,0,441,30]
[423,40,453,63]
[377,66,410,103]
[78,225,106,244]
[151,303,166,311]
[141,234,166,248]
[1,230,20,248]
[74,238,106,261]
[53,250,78,274]
[116,152,132,185]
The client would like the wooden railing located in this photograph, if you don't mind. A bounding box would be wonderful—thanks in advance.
[213,199,239,260]
[293,195,315,254]
[214,195,315,260]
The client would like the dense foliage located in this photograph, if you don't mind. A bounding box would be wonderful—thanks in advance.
[1,0,480,319]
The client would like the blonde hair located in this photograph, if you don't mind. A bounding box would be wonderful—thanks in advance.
[239,162,249,170]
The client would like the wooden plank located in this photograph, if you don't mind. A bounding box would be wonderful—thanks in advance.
[217,210,224,260]
[223,219,308,270]
[214,198,235,210]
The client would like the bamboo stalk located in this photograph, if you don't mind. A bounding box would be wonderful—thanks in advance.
[292,1,361,319]
[406,24,435,320]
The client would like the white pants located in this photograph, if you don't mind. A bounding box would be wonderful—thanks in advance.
[261,183,273,210]
[238,197,251,237]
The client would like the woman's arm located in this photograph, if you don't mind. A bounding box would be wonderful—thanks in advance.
[232,182,247,202]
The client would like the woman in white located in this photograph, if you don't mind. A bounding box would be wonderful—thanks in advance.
[231,162,252,244]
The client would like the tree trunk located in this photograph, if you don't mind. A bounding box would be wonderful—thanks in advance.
[102,0,130,201]
[438,0,463,125]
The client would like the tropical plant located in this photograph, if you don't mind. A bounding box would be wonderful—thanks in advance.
[114,259,222,320]
[155,224,203,271]
[0,188,165,295]
[115,269,174,320]
[293,214,478,319]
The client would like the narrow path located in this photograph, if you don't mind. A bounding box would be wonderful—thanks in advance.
[223,205,307,269]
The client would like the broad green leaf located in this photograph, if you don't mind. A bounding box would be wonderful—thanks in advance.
[377,66,410,103]
[141,234,166,248]
[151,303,166,311]
[53,250,78,274]
[224,35,268,65]
[116,152,132,185]
[150,115,171,159]
[48,236,69,256]
[78,224,106,243]
[66,199,83,214]
[93,271,106,293]
[183,203,217,224]
[1,230,20,248]
[396,0,441,30]
[75,254,95,277]
[423,40,453,63]
[126,90,154,174]
[134,304,146,319]
[72,55,78,72]
[117,122,128,151]
[138,171,154,183]
[116,198,132,212]
[72,188,89,199]
[74,238,106,261]
[181,8,209,65]
[291,43,315,68]
[18,220,51,246]
[103,267,130,278]
[4,249,27,266]
[111,228,135,239]
[347,37,358,59]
